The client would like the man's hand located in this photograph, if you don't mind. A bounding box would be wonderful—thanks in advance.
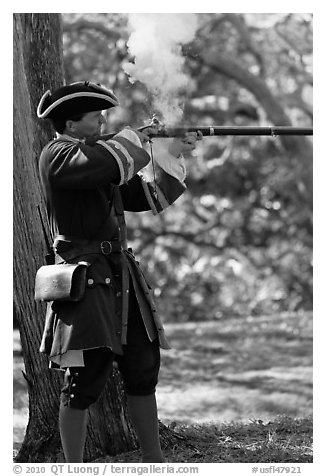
[168,131,203,157]
[131,123,160,145]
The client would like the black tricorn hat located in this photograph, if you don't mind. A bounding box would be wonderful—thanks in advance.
[37,81,119,120]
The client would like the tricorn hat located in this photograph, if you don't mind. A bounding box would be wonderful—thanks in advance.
[37,81,119,120]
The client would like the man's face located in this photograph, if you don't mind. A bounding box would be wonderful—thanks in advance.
[67,110,107,139]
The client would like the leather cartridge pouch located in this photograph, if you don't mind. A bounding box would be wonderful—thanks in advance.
[34,261,89,302]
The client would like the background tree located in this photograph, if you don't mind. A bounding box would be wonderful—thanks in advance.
[13,12,65,462]
[62,13,312,322]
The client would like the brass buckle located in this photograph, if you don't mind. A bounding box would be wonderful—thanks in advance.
[100,241,112,255]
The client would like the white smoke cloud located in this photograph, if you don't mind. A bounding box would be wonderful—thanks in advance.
[124,13,198,125]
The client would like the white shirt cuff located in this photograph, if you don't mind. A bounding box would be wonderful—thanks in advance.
[115,128,142,148]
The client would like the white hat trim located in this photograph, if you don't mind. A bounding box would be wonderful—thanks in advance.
[37,90,51,118]
[37,91,119,118]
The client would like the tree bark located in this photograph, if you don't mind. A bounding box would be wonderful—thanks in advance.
[13,12,65,462]
[13,13,138,463]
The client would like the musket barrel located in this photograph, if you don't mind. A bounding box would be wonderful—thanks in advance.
[88,126,313,144]
[160,126,313,137]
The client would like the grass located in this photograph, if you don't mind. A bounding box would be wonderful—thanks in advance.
[13,311,313,462]
[96,416,312,463]
[156,312,312,425]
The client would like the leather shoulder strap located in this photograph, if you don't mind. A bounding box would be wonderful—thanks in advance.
[112,186,127,243]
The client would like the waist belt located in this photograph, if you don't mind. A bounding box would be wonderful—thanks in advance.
[54,234,128,257]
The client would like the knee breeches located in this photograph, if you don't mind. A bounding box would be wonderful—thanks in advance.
[60,290,160,410]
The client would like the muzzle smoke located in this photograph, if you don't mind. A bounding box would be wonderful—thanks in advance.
[124,13,198,125]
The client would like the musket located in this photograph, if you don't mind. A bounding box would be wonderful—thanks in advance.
[92,123,312,142]
[85,116,312,145]
[144,125,313,137]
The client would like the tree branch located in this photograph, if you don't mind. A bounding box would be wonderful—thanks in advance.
[220,14,265,75]
[188,50,312,204]
[63,19,123,41]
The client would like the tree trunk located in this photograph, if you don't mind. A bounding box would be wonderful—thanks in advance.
[13,13,138,463]
[13,12,65,462]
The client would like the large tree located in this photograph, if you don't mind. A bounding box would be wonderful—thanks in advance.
[13,13,139,463]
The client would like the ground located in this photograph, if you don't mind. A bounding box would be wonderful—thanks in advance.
[13,312,312,462]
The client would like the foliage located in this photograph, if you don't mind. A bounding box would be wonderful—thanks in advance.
[62,13,313,320]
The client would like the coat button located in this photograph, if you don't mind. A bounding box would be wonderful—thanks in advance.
[105,278,111,284]
[72,383,76,387]
[88,278,94,285]
[70,394,75,398]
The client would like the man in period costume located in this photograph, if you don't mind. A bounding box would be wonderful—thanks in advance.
[36,81,201,463]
